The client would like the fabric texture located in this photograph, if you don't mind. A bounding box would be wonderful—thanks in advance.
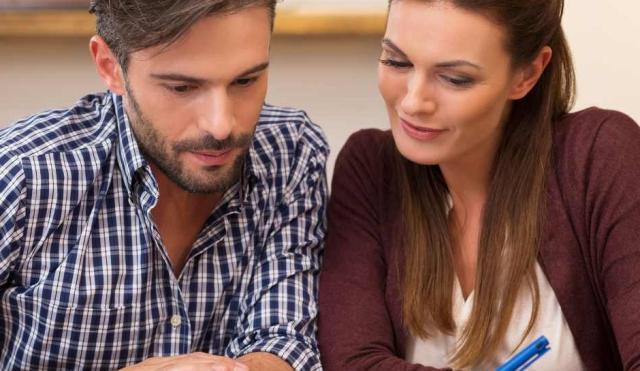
[0,92,328,370]
[405,263,583,370]
[318,107,640,371]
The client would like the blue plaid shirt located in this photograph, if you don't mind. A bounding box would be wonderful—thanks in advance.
[0,93,328,370]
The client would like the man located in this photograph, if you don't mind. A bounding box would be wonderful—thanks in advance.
[0,1,327,370]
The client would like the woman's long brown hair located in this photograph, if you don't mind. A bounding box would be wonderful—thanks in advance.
[393,0,576,367]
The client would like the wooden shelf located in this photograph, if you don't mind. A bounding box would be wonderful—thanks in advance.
[276,11,386,36]
[0,10,386,37]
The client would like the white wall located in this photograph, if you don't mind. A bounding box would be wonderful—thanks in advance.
[1,0,639,180]
[563,1,640,118]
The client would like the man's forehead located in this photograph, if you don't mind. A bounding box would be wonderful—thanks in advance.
[128,7,271,80]
[147,62,270,85]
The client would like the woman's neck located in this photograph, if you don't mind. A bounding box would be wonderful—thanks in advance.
[440,149,494,217]
[440,144,497,299]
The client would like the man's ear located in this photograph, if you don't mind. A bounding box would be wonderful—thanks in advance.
[508,46,552,100]
[90,36,126,95]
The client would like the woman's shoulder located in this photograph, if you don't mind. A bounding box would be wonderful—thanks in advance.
[554,107,639,151]
[551,107,640,212]
[335,128,395,173]
[553,107,640,168]
[342,128,394,153]
[332,128,397,201]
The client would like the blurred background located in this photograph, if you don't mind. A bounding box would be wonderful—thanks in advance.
[1,0,639,179]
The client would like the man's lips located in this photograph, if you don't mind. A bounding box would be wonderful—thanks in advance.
[189,149,233,166]
[193,149,232,157]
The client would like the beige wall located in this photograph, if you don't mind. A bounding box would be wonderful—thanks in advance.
[0,36,387,180]
[563,0,640,119]
[1,0,639,179]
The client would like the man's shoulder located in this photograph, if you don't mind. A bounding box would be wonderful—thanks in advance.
[0,93,119,210]
[0,93,117,163]
[245,105,329,200]
[250,105,329,176]
[254,104,328,158]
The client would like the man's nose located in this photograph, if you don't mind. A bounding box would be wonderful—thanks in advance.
[197,89,235,141]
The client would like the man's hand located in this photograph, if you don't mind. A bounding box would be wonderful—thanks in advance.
[119,353,249,371]
[239,352,294,371]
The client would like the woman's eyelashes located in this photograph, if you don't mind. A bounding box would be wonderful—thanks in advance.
[440,74,475,88]
[379,58,413,69]
[380,58,476,88]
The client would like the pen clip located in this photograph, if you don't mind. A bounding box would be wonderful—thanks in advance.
[495,336,550,371]
[517,345,550,371]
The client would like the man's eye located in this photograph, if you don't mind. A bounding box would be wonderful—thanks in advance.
[233,77,257,87]
[169,85,196,93]
[379,59,413,69]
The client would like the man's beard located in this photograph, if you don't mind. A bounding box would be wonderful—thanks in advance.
[124,83,254,194]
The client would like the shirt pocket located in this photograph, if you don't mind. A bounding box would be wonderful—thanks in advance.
[2,291,152,369]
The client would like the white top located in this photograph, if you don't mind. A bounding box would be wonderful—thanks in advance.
[405,263,584,370]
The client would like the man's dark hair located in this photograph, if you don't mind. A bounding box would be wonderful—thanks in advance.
[89,0,278,72]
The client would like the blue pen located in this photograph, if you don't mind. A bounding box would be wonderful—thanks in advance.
[496,336,550,371]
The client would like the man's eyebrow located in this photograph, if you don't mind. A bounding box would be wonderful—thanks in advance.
[150,62,270,84]
[150,73,206,84]
[237,62,269,77]
[381,38,408,59]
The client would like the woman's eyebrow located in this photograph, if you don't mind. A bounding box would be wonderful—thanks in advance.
[435,60,482,70]
[381,38,408,59]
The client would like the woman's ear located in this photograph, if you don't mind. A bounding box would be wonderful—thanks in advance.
[508,46,553,100]
[89,36,126,95]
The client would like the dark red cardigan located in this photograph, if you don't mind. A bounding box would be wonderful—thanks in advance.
[318,108,640,371]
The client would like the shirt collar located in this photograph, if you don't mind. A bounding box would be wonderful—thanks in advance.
[113,92,150,196]
[238,147,262,206]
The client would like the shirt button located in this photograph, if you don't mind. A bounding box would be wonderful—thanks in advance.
[170,315,182,328]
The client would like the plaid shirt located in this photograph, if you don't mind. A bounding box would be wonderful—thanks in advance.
[0,93,328,370]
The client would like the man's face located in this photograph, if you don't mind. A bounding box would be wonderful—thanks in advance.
[122,5,271,194]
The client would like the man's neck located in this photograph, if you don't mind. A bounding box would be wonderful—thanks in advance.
[150,163,223,218]
[149,163,223,277]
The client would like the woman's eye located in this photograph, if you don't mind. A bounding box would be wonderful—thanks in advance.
[379,59,413,69]
[441,75,474,87]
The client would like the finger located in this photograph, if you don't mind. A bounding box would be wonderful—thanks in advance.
[158,361,225,371]
[161,358,243,371]
[211,363,249,371]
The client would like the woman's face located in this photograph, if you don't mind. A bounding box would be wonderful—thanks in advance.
[379,0,524,167]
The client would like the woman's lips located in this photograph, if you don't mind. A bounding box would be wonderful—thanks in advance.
[399,118,447,140]
[189,149,233,166]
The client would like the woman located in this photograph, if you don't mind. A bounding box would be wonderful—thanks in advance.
[318,0,640,370]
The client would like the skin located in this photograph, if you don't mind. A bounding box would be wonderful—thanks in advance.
[378,0,551,298]
[90,5,292,371]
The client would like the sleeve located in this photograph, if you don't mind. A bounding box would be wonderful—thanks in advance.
[586,112,640,370]
[318,131,444,371]
[0,154,26,286]
[226,128,329,371]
